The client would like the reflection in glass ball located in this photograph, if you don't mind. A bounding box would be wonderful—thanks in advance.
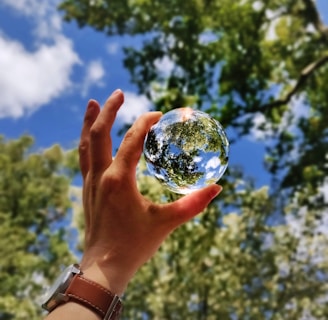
[143,108,229,194]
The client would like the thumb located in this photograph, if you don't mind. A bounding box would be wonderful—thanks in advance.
[164,184,222,228]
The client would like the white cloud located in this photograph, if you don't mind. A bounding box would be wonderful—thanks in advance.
[1,0,49,16]
[198,30,220,45]
[265,10,281,41]
[205,156,221,169]
[154,56,175,76]
[0,35,80,118]
[290,94,309,119]
[249,112,268,140]
[319,177,328,204]
[252,1,264,11]
[106,42,120,55]
[193,156,203,163]
[117,92,152,123]
[249,95,309,141]
[1,0,62,39]
[81,60,105,97]
[34,12,63,40]
[205,170,216,179]
[0,0,81,118]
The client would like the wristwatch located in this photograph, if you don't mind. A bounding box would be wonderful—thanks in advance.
[42,264,123,319]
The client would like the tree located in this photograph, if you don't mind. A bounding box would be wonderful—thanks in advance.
[57,0,328,318]
[121,160,328,319]
[59,0,328,196]
[0,136,79,319]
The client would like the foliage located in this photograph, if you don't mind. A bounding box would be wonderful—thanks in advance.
[122,162,328,319]
[59,0,328,194]
[0,136,78,319]
[57,0,328,318]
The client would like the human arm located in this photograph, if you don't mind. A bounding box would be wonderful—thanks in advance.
[45,89,222,319]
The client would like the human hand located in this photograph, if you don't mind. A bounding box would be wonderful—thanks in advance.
[78,89,222,295]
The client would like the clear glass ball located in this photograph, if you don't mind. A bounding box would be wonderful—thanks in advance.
[143,108,229,194]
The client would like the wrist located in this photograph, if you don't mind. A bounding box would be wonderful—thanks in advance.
[80,255,137,296]
[43,264,123,320]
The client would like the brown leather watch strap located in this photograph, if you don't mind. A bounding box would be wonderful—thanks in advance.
[66,275,122,319]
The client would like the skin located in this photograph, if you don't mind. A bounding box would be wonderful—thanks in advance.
[45,89,222,319]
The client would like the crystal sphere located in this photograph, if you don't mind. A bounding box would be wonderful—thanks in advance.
[143,108,229,194]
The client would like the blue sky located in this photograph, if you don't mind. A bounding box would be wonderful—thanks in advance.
[0,0,327,188]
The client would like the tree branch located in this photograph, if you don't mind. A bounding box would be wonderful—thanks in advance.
[255,1,328,112]
[260,54,328,110]
[302,0,328,41]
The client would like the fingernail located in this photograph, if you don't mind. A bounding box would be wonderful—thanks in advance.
[86,99,98,111]
[211,185,223,199]
[112,89,122,96]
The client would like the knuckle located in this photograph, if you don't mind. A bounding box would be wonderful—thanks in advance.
[117,153,130,168]
[90,123,103,139]
[78,140,88,155]
[124,128,136,142]
[101,172,124,191]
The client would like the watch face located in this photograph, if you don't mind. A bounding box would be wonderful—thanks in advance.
[42,264,81,311]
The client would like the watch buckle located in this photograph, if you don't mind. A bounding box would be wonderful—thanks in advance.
[56,293,70,303]
[104,295,121,320]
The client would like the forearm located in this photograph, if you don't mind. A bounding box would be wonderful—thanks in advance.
[45,302,101,320]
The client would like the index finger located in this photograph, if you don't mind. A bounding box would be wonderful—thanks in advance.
[89,89,124,175]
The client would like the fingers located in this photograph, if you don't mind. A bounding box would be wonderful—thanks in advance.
[79,100,101,179]
[90,90,124,174]
[163,184,222,228]
[113,111,162,176]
